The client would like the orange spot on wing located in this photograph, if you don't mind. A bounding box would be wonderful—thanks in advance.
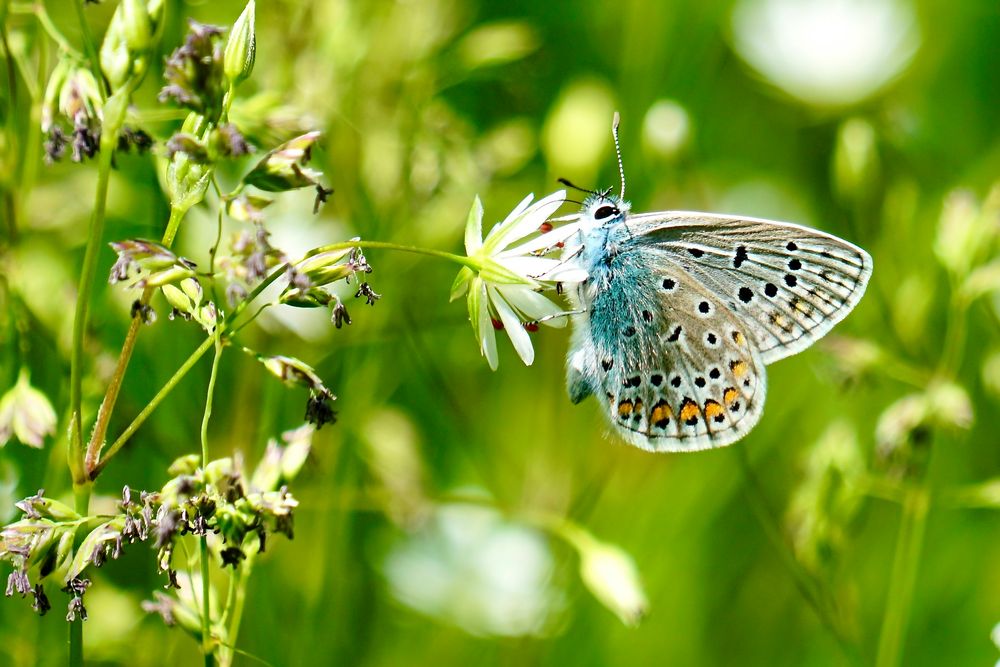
[633,399,644,416]
[704,399,725,423]
[732,331,745,345]
[730,360,748,378]
[723,387,739,404]
[679,399,700,424]
[617,399,633,419]
[650,400,672,429]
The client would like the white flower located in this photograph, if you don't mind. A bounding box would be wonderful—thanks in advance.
[451,190,586,370]
[0,369,57,449]
[731,0,920,107]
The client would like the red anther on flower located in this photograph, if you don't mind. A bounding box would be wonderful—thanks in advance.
[538,221,553,233]
[524,322,539,332]
[491,318,504,330]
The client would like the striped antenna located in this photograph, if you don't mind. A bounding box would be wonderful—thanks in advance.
[612,112,625,200]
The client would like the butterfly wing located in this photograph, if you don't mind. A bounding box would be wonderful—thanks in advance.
[568,240,767,452]
[625,212,872,364]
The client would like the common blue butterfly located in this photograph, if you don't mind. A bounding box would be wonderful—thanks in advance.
[564,114,872,452]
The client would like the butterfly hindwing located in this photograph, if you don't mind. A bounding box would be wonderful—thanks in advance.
[574,242,767,452]
[627,212,872,363]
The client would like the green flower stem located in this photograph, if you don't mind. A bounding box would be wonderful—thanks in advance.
[937,294,968,378]
[305,240,479,270]
[219,559,250,667]
[68,126,117,492]
[69,78,136,486]
[32,2,84,60]
[85,294,146,473]
[68,618,82,667]
[199,537,213,667]
[199,336,224,665]
[875,484,930,667]
[162,204,187,249]
[72,0,105,95]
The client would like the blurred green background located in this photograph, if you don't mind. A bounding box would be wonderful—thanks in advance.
[2,0,999,665]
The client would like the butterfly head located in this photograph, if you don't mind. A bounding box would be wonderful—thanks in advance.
[579,190,630,232]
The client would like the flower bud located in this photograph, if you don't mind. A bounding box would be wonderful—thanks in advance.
[833,117,879,204]
[121,0,153,52]
[142,592,204,638]
[203,457,235,487]
[576,535,648,626]
[0,370,57,449]
[934,185,1000,278]
[258,355,326,392]
[280,287,333,309]
[224,1,256,86]
[876,382,973,478]
[167,454,201,477]
[100,6,134,91]
[242,131,323,192]
[224,193,272,223]
[15,492,81,522]
[109,240,197,290]
[41,58,71,133]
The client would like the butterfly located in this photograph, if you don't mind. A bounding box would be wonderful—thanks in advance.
[562,114,872,452]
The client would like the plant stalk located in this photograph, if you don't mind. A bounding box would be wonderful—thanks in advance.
[875,484,930,667]
[199,336,223,664]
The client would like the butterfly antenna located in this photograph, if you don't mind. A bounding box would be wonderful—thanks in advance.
[612,111,626,200]
[557,177,599,196]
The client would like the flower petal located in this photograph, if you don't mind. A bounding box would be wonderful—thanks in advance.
[482,192,534,251]
[490,286,534,366]
[496,256,562,280]
[464,195,484,255]
[494,190,567,251]
[480,257,539,287]
[499,220,582,257]
[539,264,589,283]
[450,266,474,301]
[498,285,568,329]
[474,280,498,370]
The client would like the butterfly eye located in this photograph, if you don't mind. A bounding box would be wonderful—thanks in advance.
[594,205,618,220]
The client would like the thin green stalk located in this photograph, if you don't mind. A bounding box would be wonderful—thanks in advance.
[199,336,223,664]
[305,239,477,269]
[33,2,84,60]
[199,537,213,667]
[162,205,186,248]
[875,484,929,667]
[68,123,115,490]
[68,618,82,667]
[68,485,91,667]
[219,561,250,667]
[72,0,106,95]
[937,294,967,378]
[85,309,143,472]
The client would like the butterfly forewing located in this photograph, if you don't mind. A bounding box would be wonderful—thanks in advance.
[627,212,872,363]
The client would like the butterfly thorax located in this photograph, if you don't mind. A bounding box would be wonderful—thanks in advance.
[572,195,638,303]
